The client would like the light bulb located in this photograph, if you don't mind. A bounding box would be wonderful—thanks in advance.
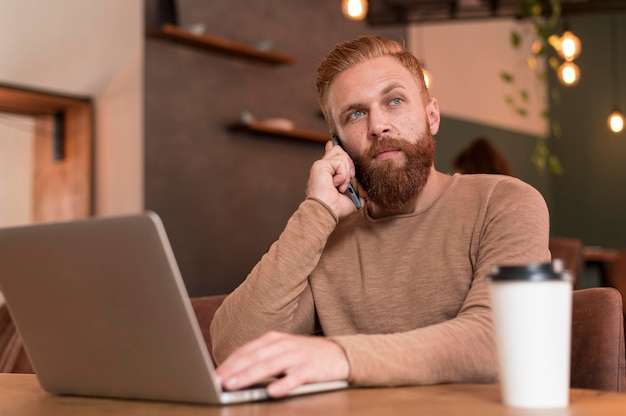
[608,110,625,133]
[557,61,580,86]
[422,68,433,89]
[342,0,368,21]
[558,30,581,61]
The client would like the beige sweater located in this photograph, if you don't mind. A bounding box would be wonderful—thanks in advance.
[210,173,551,386]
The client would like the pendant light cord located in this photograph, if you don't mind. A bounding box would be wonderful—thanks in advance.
[611,16,621,109]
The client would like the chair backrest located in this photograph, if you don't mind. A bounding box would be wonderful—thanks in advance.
[571,287,626,392]
[605,248,626,315]
[549,236,584,288]
[0,303,33,373]
[189,294,228,364]
[0,294,229,374]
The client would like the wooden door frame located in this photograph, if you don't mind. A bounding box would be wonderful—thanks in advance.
[0,83,93,223]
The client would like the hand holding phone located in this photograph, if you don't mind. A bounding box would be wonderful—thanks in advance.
[331,134,362,209]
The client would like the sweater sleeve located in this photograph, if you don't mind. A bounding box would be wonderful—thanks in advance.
[210,198,338,364]
[330,179,551,386]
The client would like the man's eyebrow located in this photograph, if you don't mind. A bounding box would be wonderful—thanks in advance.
[339,102,363,117]
[381,82,406,95]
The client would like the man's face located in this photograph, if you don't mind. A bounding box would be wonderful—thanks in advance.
[326,56,440,210]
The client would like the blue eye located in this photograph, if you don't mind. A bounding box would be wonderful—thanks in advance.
[390,97,403,105]
[349,110,365,120]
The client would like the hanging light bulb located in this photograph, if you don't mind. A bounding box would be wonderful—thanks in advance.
[557,61,580,86]
[607,17,623,134]
[558,30,582,61]
[342,0,368,21]
[608,109,625,133]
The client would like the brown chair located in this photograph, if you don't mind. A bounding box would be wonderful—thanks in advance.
[571,287,626,392]
[0,294,229,374]
[189,294,228,364]
[550,236,584,288]
[605,248,626,316]
[0,303,33,374]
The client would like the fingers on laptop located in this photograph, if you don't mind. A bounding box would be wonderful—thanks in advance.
[216,331,349,397]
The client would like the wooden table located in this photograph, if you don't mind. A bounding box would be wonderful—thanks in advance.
[1,373,626,415]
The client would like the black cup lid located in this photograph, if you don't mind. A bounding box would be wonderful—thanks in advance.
[488,260,568,282]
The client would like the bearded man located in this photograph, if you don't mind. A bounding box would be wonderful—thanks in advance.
[210,36,550,398]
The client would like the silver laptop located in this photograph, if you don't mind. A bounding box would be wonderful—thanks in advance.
[0,212,347,405]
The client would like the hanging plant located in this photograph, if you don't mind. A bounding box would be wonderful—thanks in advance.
[499,0,565,175]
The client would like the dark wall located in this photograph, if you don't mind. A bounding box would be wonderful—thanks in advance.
[144,0,405,296]
[548,14,626,249]
[435,116,552,205]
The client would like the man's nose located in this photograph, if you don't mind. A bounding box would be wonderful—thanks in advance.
[368,109,391,139]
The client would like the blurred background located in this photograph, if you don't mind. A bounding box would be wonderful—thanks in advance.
[1,0,625,295]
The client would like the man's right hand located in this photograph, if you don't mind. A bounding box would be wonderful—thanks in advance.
[306,140,362,218]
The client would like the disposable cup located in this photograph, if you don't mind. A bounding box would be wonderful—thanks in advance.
[488,260,572,408]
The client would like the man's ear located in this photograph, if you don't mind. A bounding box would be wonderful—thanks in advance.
[426,98,441,135]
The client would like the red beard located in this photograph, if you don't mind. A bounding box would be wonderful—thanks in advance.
[354,134,435,211]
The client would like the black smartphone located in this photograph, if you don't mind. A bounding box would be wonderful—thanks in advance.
[331,134,362,209]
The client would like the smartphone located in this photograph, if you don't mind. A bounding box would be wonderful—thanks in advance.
[331,134,362,209]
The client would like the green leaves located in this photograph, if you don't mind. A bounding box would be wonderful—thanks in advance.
[501,73,530,118]
[520,89,529,102]
[510,31,522,48]
[500,71,514,83]
[499,1,565,176]
[521,0,543,17]
[532,138,563,175]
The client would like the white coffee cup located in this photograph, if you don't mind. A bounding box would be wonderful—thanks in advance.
[488,260,573,408]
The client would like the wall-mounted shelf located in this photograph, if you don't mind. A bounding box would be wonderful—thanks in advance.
[230,121,329,143]
[147,24,295,65]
